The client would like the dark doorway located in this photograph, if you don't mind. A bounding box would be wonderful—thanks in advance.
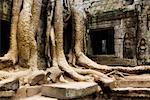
[90,28,115,55]
[0,20,11,56]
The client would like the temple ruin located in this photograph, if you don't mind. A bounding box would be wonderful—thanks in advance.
[0,0,150,99]
[85,0,150,66]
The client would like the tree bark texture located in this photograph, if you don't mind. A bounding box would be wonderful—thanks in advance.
[0,0,149,88]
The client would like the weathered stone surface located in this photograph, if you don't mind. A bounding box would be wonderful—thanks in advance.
[114,80,150,88]
[0,78,19,91]
[26,86,41,97]
[41,82,99,99]
[112,88,150,98]
[0,91,15,97]
[90,55,136,66]
[28,70,46,86]
[15,86,42,98]
[20,95,57,100]
[15,86,27,98]
[112,74,150,88]
[0,0,12,21]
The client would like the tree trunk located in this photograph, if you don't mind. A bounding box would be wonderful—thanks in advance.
[53,0,91,81]
[71,5,105,70]
[17,0,42,68]
[0,0,149,90]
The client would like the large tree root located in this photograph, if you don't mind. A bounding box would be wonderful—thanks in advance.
[77,53,150,74]
[1,0,149,94]
[77,52,110,70]
[0,52,18,66]
[72,67,114,83]
[57,58,92,81]
[107,66,150,74]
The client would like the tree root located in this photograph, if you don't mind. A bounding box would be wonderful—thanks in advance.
[77,53,150,74]
[0,48,18,67]
[108,66,150,74]
[58,58,93,81]
[76,52,150,74]
[0,69,48,86]
[72,67,114,84]
[59,75,69,83]
[0,70,32,79]
[46,66,62,82]
[77,52,110,70]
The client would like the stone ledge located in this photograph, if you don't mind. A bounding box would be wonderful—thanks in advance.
[112,88,150,98]
[41,82,99,99]
[112,74,150,88]
[114,80,150,88]
[0,91,15,97]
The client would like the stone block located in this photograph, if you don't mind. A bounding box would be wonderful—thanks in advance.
[41,82,98,99]
[26,86,41,97]
[112,88,150,98]
[112,74,150,88]
[114,80,150,88]
[15,86,42,98]
[28,70,46,86]
[0,91,15,97]
[0,78,19,91]
[20,95,58,100]
[15,86,27,98]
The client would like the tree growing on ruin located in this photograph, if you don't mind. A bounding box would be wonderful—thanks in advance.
[0,0,149,87]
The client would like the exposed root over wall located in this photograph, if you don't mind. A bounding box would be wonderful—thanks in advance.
[0,0,149,93]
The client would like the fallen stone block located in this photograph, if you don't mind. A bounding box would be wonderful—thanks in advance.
[28,70,46,86]
[0,91,15,97]
[41,82,99,99]
[0,78,19,91]
[15,86,27,98]
[15,86,42,98]
[26,86,41,97]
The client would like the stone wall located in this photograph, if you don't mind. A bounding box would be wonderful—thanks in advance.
[86,0,150,65]
[0,0,12,21]
[87,9,137,65]
[137,5,150,65]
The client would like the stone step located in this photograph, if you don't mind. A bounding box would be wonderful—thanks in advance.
[113,80,150,88]
[112,74,150,88]
[19,95,57,100]
[111,87,150,98]
[41,82,99,99]
[18,88,150,100]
